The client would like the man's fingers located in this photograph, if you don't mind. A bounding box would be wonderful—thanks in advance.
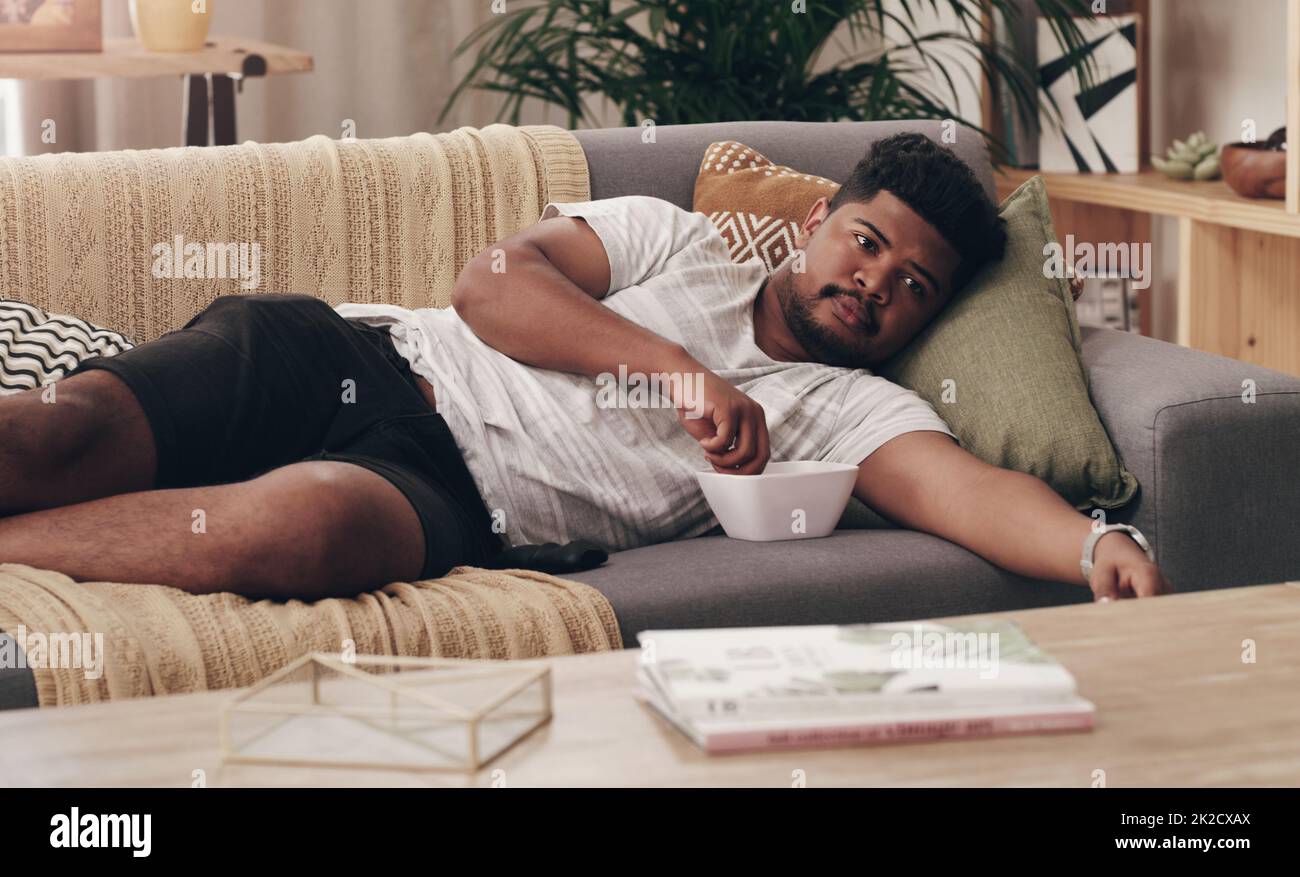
[680,400,716,442]
[705,412,771,475]
[710,416,754,466]
[717,418,759,467]
[1093,562,1175,600]
[706,415,759,472]
[1131,566,1166,598]
[698,412,733,453]
[753,417,771,473]
[1091,565,1120,602]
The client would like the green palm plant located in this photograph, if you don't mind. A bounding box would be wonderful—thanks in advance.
[438,0,1103,164]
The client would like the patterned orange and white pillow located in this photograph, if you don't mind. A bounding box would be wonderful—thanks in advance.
[693,140,838,274]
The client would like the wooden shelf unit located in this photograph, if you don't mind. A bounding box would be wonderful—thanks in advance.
[983,3,1300,377]
[996,168,1300,239]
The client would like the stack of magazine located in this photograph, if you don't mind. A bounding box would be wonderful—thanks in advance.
[635,620,1095,755]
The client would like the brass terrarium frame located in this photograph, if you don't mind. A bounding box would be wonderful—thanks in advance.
[218,652,553,773]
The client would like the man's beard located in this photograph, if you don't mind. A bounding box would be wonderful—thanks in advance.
[777,276,872,368]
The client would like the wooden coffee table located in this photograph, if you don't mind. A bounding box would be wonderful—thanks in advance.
[2,582,1297,787]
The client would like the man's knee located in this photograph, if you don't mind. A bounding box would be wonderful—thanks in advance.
[220,461,424,599]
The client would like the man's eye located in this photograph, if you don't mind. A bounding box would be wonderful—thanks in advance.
[903,276,925,298]
[855,233,877,254]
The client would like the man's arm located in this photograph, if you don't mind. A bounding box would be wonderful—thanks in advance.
[451,212,771,473]
[451,214,695,381]
[853,431,1172,599]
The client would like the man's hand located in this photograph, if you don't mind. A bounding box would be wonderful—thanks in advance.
[675,370,770,475]
[1088,531,1174,601]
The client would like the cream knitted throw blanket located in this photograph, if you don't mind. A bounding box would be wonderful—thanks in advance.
[0,563,621,708]
[0,124,621,707]
[0,123,590,342]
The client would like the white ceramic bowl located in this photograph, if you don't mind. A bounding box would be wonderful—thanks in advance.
[695,460,859,542]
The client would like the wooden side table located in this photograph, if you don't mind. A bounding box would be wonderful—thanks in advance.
[0,36,313,147]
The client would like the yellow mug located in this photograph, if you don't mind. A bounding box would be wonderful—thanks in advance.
[130,0,213,53]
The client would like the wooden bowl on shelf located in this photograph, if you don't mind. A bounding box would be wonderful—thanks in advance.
[1220,142,1286,199]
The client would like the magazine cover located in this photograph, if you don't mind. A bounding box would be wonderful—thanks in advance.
[637,620,1078,718]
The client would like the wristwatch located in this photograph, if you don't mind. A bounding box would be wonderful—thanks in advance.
[1080,523,1155,583]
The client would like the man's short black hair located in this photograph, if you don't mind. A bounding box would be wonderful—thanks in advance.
[826,132,1007,295]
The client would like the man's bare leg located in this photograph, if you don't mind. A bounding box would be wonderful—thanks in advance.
[0,370,157,516]
[0,459,426,600]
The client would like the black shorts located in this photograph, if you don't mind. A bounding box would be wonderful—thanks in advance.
[67,293,504,580]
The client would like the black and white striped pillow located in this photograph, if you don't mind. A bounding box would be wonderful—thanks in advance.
[0,300,135,395]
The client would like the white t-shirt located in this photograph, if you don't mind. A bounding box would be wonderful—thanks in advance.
[334,195,957,551]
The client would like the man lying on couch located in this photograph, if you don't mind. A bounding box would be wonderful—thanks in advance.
[0,133,1171,603]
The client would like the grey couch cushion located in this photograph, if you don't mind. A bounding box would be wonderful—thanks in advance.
[569,120,996,210]
[567,530,1090,647]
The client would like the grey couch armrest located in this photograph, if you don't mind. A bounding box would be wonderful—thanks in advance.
[1079,326,1300,592]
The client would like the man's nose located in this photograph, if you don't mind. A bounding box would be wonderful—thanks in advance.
[855,267,890,305]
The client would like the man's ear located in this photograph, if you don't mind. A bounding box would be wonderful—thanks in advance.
[795,197,832,249]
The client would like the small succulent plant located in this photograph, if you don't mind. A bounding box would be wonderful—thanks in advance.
[1152,131,1221,180]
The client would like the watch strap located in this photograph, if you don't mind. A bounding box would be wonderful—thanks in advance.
[1081,523,1154,583]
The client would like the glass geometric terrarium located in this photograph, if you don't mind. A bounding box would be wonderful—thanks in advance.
[218,653,552,772]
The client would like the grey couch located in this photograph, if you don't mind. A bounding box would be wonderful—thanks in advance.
[2,120,1298,710]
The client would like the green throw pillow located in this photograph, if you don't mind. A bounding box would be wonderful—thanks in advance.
[870,174,1138,513]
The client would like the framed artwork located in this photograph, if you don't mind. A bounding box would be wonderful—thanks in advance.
[1037,14,1141,173]
[0,0,102,52]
